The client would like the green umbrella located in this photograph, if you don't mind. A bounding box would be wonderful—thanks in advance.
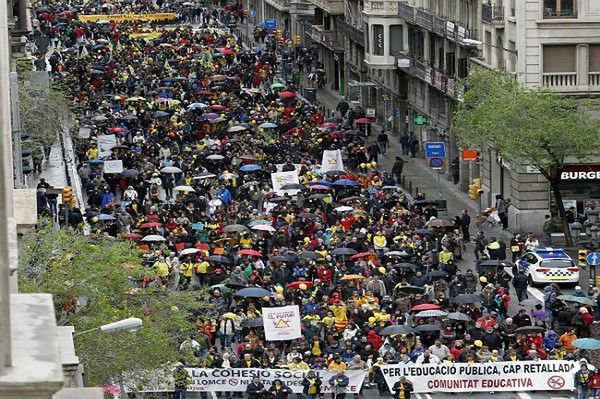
[209,284,233,295]
[557,294,598,306]
[270,83,285,89]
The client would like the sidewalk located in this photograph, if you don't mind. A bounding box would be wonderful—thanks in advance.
[29,139,68,190]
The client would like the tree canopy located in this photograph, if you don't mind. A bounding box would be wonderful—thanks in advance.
[18,222,202,389]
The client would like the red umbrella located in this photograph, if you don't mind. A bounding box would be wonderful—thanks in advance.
[411,304,440,311]
[354,118,372,124]
[139,222,162,229]
[198,90,215,96]
[210,104,226,111]
[108,127,128,133]
[221,48,235,55]
[350,252,376,259]
[278,91,296,99]
[287,281,313,289]
[238,249,263,257]
[320,122,338,129]
[123,233,143,240]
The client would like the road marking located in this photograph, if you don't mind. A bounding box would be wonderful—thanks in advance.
[504,268,546,303]
[518,392,532,399]
[425,394,433,399]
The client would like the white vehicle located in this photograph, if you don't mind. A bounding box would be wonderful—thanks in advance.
[517,248,579,285]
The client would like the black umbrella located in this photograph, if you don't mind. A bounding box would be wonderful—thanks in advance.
[330,247,358,256]
[394,285,424,294]
[515,326,546,334]
[447,312,472,322]
[269,196,290,203]
[281,183,305,190]
[298,251,324,260]
[413,229,434,236]
[392,263,418,270]
[224,280,248,289]
[452,294,482,304]
[324,170,344,177]
[380,325,416,335]
[120,114,138,121]
[415,324,442,332]
[242,317,264,328]
[207,255,232,264]
[478,260,514,268]
[426,270,448,278]
[299,213,322,220]
[383,200,399,209]
[307,194,328,200]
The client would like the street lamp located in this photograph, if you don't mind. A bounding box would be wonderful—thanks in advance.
[74,318,143,337]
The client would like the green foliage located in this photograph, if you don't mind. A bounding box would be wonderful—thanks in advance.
[18,222,202,388]
[19,81,74,150]
[453,68,600,181]
[15,57,33,82]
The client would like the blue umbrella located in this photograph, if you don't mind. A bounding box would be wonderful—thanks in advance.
[191,222,204,230]
[253,46,265,52]
[239,164,262,172]
[309,180,333,187]
[259,122,277,129]
[248,219,272,227]
[97,214,116,221]
[572,338,600,350]
[234,287,273,298]
[85,159,105,164]
[332,179,359,187]
[187,102,208,110]
[153,111,170,118]
[201,113,220,121]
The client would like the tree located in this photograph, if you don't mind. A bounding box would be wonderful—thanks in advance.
[453,68,600,246]
[18,221,202,391]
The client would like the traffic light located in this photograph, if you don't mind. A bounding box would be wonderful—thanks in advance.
[468,178,483,200]
[243,8,248,16]
[292,35,301,45]
[62,186,74,209]
[579,249,589,269]
[273,29,280,38]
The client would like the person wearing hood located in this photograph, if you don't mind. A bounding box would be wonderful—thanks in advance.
[368,330,384,351]
[543,330,560,351]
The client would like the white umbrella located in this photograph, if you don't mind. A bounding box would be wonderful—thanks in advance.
[386,251,410,257]
[193,173,217,179]
[415,310,447,318]
[180,248,200,256]
[207,154,225,160]
[174,185,196,193]
[335,206,354,212]
[228,125,247,132]
[161,166,183,174]
[220,172,239,180]
[141,235,166,242]
[252,225,276,232]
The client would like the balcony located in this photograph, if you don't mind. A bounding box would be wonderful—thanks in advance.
[363,0,399,16]
[336,17,364,45]
[265,0,290,12]
[290,0,314,15]
[415,8,433,30]
[542,72,577,87]
[308,24,344,52]
[433,15,445,35]
[482,3,504,26]
[398,1,415,22]
[306,0,343,15]
[590,72,600,86]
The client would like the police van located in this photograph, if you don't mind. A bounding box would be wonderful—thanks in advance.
[517,247,579,286]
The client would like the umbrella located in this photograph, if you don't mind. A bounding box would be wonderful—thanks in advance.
[324,170,345,177]
[224,280,248,289]
[239,164,262,172]
[206,154,225,161]
[415,324,442,332]
[478,260,514,268]
[380,325,416,335]
[209,284,233,295]
[520,299,542,306]
[427,219,456,228]
[340,274,365,281]
[180,248,200,256]
[235,287,273,298]
[411,304,440,311]
[252,225,276,232]
[153,111,170,118]
[97,214,115,221]
[332,179,359,187]
[174,185,196,193]
[141,235,166,242]
[392,263,418,270]
[240,155,258,161]
[447,312,472,322]
[278,91,296,98]
[194,172,217,179]
[269,197,290,203]
[270,83,285,89]
[187,102,209,109]
[426,270,448,278]
[201,113,220,121]
[210,74,228,81]
[259,122,277,129]
[310,185,331,191]
[287,281,313,289]
[120,114,138,121]
[272,255,295,263]
[299,213,322,221]
[395,285,424,294]
[307,194,328,200]
[354,117,372,124]
[123,233,143,240]
[335,206,354,212]
[330,248,358,256]
[161,166,183,174]
[351,252,375,259]
[572,338,600,350]
[228,125,247,132]
[309,180,333,187]
[242,318,264,328]
[451,294,481,305]
[320,122,338,129]
[298,251,324,260]
[191,223,204,230]
[238,249,263,257]
[207,255,232,264]
[139,222,162,229]
[386,251,411,257]
[416,310,447,318]
[248,219,272,227]
[557,295,598,306]
[220,172,239,180]
[413,229,433,236]
[514,326,546,334]
[281,183,305,190]
[222,224,248,233]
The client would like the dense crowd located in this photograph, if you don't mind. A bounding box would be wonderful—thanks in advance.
[30,1,600,398]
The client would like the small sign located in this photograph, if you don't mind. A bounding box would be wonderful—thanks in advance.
[413,115,428,125]
[397,58,410,68]
[462,149,478,161]
[429,157,444,170]
[424,141,447,158]
[264,19,277,29]
[249,9,256,17]
[366,108,375,118]
[588,252,600,266]
[79,126,91,139]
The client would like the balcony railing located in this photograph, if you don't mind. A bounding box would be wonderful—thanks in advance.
[265,0,290,10]
[336,17,364,45]
[433,15,445,35]
[364,0,399,15]
[416,8,433,30]
[308,24,344,52]
[542,72,577,87]
[590,72,600,86]
[482,3,504,24]
[306,0,343,15]
[398,1,415,21]
[543,8,576,18]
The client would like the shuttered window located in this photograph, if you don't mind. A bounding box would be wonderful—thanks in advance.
[589,45,600,72]
[543,45,576,73]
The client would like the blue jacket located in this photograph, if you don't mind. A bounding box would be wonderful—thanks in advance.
[543,330,559,350]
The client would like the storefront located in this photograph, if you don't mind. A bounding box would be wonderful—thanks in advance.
[554,165,600,215]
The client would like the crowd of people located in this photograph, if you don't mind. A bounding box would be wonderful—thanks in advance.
[29,0,600,398]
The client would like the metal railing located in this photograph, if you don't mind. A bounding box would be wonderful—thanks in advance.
[364,0,399,15]
[416,8,433,29]
[306,0,343,14]
[398,1,415,21]
[482,3,504,23]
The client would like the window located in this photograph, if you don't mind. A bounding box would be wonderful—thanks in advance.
[510,0,515,16]
[389,25,403,56]
[373,24,384,56]
[543,45,576,72]
[590,45,600,72]
[543,0,576,18]
[446,52,456,76]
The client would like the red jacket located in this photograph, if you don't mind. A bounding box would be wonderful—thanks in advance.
[589,373,600,388]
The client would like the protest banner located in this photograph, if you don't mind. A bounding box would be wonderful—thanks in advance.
[262,305,301,341]
[380,360,577,393]
[78,13,176,22]
[181,368,367,393]
[103,160,124,174]
[271,170,300,195]
[321,149,344,173]
[97,134,117,158]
